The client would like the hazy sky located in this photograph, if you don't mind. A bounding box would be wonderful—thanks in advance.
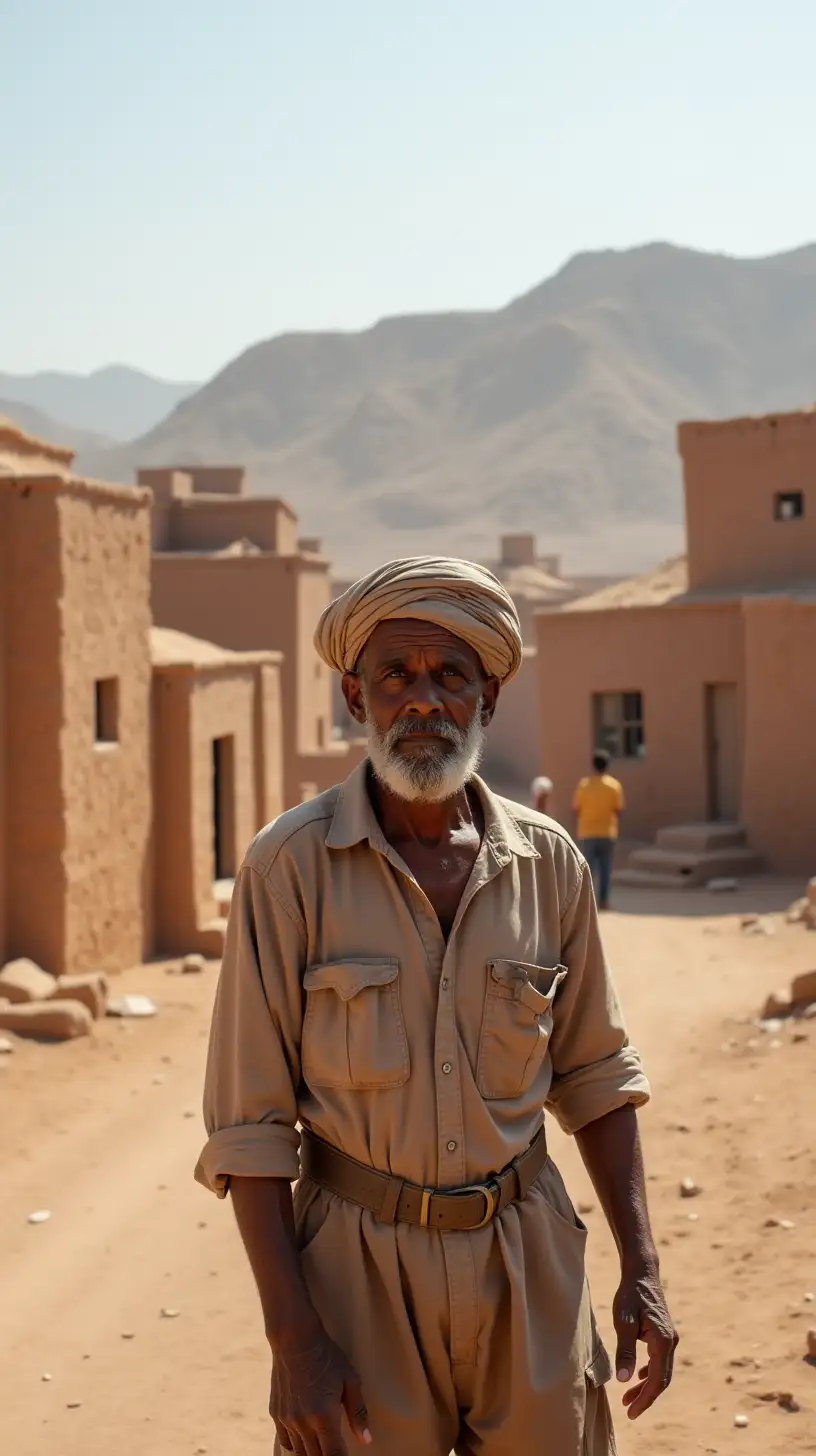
[3,0,815,379]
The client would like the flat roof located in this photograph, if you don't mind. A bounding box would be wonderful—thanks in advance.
[556,556,688,612]
[150,626,282,669]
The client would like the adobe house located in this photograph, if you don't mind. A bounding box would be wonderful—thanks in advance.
[150,628,283,956]
[0,421,285,976]
[536,406,816,879]
[144,466,366,808]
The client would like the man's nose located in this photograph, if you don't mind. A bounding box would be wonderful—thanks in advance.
[405,675,444,714]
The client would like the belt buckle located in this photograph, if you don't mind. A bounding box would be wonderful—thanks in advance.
[451,1179,500,1230]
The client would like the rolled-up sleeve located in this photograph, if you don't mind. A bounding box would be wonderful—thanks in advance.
[545,860,650,1135]
[194,863,305,1196]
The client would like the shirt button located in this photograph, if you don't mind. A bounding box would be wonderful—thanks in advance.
[447,1140,457,1152]
[442,1062,452,1075]
[441,977,449,989]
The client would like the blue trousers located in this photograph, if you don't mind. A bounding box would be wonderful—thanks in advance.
[581,837,616,906]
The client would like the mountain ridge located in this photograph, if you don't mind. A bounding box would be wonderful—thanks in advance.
[65,242,816,575]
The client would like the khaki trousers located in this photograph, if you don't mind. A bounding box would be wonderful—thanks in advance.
[277,1159,617,1455]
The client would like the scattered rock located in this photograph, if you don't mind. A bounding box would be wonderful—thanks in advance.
[107,994,157,1019]
[0,1036,14,1054]
[67,1400,82,1410]
[804,1293,814,1303]
[42,1373,52,1382]
[0,998,93,1040]
[0,957,57,1004]
[27,1209,52,1224]
[764,1215,795,1230]
[184,1110,196,1119]
[160,1307,180,1319]
[152,1074,165,1085]
[733,1412,749,1427]
[807,1328,816,1358]
[679,1177,702,1199]
[792,1030,809,1043]
[791,970,816,1007]
[181,954,206,975]
[741,916,775,936]
[121,1331,135,1340]
[786,897,809,923]
[804,1003,816,1019]
[51,973,108,1019]
[758,1018,784,1034]
[707,878,738,893]
[577,1201,595,1215]
[760,989,791,1019]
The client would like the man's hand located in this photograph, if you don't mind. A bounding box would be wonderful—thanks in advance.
[271,1325,372,1455]
[613,1264,678,1420]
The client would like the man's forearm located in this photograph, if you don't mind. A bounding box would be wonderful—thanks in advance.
[230,1175,322,1351]
[575,1103,658,1270]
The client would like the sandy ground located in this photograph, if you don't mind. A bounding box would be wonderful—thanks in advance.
[1,878,815,1456]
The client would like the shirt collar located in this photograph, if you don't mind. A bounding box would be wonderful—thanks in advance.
[326,757,539,863]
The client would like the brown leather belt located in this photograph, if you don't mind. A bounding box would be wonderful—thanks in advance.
[300,1126,548,1232]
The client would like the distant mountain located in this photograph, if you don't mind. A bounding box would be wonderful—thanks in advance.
[0,365,199,443]
[0,397,113,459]
[75,244,816,576]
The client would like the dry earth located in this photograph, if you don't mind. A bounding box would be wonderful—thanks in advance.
[1,879,814,1456]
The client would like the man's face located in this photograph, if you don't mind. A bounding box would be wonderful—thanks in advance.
[342,620,500,803]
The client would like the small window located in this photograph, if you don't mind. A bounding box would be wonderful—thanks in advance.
[774,491,804,521]
[94,678,119,744]
[593,691,644,760]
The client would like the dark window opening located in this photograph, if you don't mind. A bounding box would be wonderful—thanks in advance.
[774,491,804,521]
[212,735,237,881]
[592,691,645,760]
[94,678,119,743]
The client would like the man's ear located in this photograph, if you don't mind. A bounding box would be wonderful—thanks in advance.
[342,671,367,725]
[480,677,500,725]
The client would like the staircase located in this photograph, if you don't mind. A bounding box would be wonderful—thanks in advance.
[613,823,762,890]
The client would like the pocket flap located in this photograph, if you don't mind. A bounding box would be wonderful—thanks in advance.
[488,959,567,1012]
[303,958,399,1001]
[586,1343,613,1388]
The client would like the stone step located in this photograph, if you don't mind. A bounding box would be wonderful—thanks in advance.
[613,868,705,891]
[655,822,746,853]
[614,845,763,889]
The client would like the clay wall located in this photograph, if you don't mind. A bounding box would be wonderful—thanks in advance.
[536,601,744,843]
[740,597,816,873]
[151,665,262,952]
[680,411,816,592]
[480,646,540,798]
[0,494,10,963]
[168,497,297,554]
[3,484,71,971]
[151,553,350,806]
[58,486,152,973]
[1,476,151,974]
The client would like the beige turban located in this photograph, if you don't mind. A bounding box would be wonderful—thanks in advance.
[314,556,523,683]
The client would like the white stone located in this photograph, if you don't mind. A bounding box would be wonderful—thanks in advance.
[27,1209,52,1225]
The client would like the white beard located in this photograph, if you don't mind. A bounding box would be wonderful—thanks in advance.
[363,698,485,803]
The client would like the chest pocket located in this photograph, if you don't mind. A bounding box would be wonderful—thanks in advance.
[476,959,567,1100]
[301,958,410,1091]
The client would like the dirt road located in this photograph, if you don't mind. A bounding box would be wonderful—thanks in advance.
[2,879,814,1455]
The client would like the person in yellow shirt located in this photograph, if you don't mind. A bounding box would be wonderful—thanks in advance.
[573,751,624,911]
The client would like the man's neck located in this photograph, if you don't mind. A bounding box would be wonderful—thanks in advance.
[366,765,483,849]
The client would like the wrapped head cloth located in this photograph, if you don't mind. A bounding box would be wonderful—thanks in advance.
[314,556,523,684]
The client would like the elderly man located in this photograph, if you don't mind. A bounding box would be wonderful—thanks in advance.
[196,557,676,1456]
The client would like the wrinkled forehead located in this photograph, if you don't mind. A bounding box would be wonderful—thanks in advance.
[359,618,484,674]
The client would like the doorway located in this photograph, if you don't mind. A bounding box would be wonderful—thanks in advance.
[212,735,237,881]
[705,684,740,822]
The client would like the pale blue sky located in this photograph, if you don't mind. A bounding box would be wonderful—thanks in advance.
[3,0,815,379]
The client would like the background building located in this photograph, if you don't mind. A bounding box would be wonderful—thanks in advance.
[537,406,816,875]
[0,421,285,975]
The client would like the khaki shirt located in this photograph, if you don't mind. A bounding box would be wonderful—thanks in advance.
[196,762,649,1197]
